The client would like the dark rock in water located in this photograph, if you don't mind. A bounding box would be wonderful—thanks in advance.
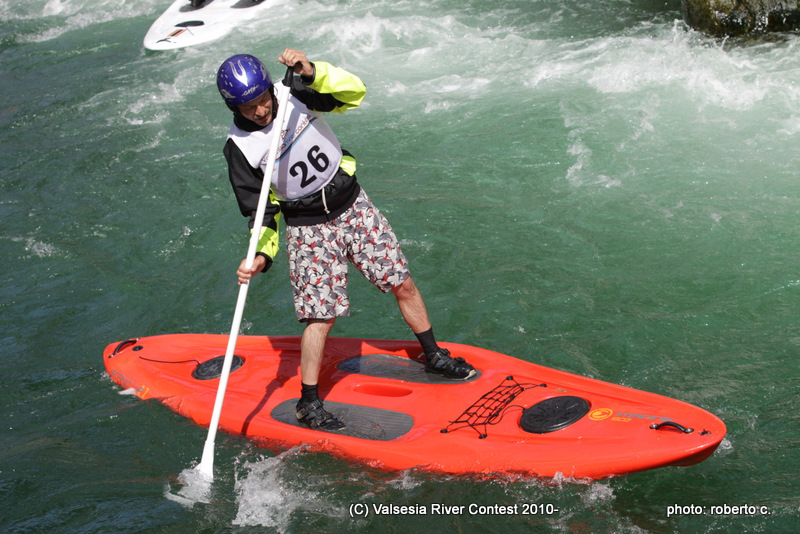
[682,0,800,36]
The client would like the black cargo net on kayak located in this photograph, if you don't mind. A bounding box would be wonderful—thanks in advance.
[441,376,546,439]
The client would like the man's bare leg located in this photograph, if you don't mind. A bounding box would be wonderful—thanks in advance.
[391,276,431,334]
[391,276,476,379]
[300,318,336,386]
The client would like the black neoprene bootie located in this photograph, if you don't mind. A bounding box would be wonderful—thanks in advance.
[296,398,345,430]
[425,348,476,380]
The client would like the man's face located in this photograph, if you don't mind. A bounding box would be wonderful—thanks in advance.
[237,90,273,127]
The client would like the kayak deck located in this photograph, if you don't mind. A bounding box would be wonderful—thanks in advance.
[144,0,274,51]
[104,334,726,478]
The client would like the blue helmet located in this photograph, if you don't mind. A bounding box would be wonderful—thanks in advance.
[216,54,272,106]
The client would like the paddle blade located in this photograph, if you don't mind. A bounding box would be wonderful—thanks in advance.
[196,438,216,481]
[167,465,213,507]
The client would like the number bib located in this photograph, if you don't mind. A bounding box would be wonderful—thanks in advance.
[228,88,343,201]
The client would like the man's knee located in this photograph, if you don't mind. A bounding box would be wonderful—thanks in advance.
[392,275,417,297]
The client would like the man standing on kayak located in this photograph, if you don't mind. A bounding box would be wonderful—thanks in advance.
[217,49,476,430]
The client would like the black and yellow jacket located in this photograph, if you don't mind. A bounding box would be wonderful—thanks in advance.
[223,62,366,269]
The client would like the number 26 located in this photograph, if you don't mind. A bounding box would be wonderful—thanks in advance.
[289,145,330,188]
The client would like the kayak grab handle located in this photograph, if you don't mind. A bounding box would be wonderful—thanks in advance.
[650,421,694,434]
[110,338,139,358]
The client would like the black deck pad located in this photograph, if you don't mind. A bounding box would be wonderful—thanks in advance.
[271,398,414,441]
[337,354,481,384]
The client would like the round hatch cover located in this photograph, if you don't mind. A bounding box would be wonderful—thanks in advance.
[192,355,245,380]
[520,396,590,434]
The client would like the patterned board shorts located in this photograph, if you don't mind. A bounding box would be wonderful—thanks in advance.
[286,189,410,321]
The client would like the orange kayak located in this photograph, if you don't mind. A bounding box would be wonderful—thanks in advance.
[103,334,725,479]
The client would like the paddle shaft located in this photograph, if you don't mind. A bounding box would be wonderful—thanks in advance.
[196,66,295,480]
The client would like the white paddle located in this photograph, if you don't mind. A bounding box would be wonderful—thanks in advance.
[194,65,295,482]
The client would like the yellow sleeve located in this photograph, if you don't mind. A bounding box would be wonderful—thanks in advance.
[308,62,367,113]
[252,191,281,259]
